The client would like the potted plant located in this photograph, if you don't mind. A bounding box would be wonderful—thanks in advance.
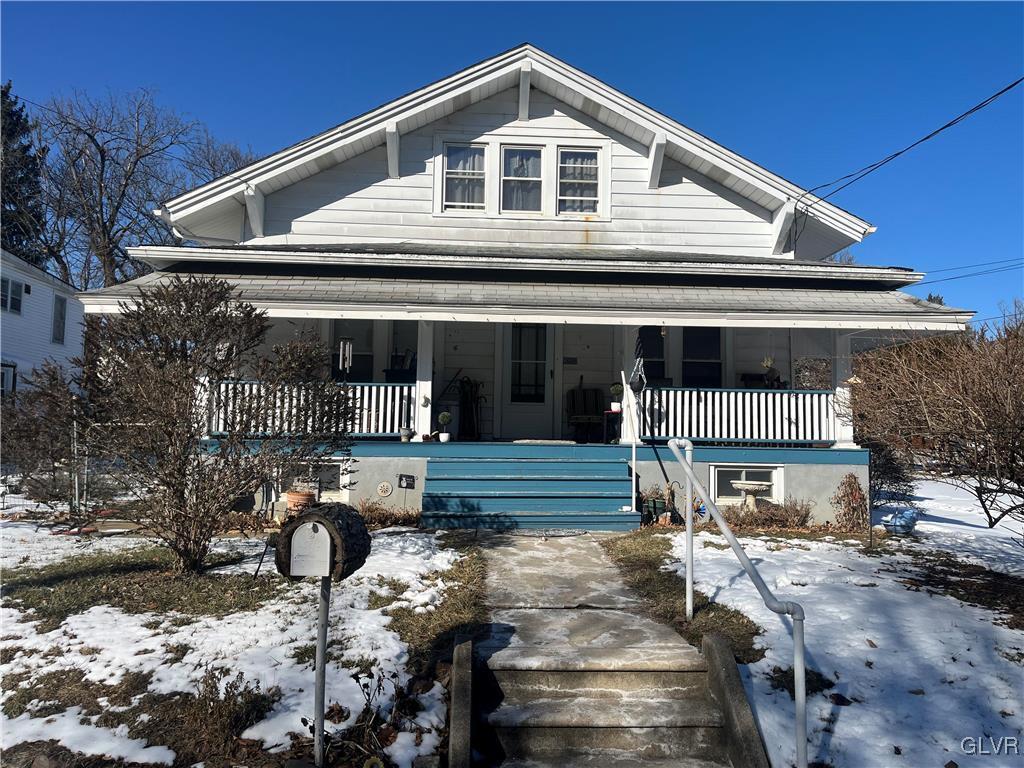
[609,383,624,412]
[399,426,413,443]
[437,411,452,443]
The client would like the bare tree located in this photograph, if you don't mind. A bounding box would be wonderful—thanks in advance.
[17,90,255,288]
[850,301,1024,540]
[3,276,355,573]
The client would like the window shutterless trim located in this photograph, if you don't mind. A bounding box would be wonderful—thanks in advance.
[442,143,487,211]
[557,147,600,215]
[500,145,544,213]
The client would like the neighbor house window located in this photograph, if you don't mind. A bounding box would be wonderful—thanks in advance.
[681,327,722,387]
[501,146,542,212]
[557,148,599,214]
[0,363,16,395]
[1,278,24,314]
[712,465,781,505]
[443,144,486,211]
[52,296,67,345]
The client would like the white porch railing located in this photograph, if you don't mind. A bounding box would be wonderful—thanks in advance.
[207,380,414,437]
[640,387,837,443]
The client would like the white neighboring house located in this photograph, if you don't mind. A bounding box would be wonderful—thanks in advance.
[1,248,84,394]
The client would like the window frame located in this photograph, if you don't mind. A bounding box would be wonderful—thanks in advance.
[52,295,67,345]
[709,464,784,506]
[0,362,16,396]
[681,327,724,388]
[500,145,544,214]
[556,147,601,216]
[432,133,610,220]
[441,142,488,212]
[1,278,24,314]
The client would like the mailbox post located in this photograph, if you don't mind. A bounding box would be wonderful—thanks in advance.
[276,504,371,767]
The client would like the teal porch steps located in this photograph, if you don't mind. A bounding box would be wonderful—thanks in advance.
[421,455,637,531]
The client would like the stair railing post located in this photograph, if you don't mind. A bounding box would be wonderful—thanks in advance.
[684,440,694,622]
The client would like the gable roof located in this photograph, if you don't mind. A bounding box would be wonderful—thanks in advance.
[158,43,874,246]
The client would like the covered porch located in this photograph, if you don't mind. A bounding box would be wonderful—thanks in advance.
[211,316,862,447]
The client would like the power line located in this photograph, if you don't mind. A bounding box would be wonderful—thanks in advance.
[926,257,1023,274]
[915,263,1023,287]
[792,74,1024,245]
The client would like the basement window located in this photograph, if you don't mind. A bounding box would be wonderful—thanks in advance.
[711,465,782,506]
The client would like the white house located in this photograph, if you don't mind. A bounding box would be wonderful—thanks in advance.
[1,248,84,394]
[80,44,972,528]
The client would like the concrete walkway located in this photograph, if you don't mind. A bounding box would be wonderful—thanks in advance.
[477,531,703,670]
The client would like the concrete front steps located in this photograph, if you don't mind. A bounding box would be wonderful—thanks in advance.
[469,610,768,768]
[421,456,637,530]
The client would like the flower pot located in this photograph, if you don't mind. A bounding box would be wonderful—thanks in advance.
[400,428,413,443]
[610,401,622,413]
[438,433,451,443]
[286,490,316,513]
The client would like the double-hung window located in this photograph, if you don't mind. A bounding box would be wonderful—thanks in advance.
[681,327,723,388]
[52,296,67,345]
[501,146,542,212]
[443,144,486,211]
[557,148,599,214]
[1,278,24,314]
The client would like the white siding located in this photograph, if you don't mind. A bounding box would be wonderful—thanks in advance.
[0,253,84,387]
[256,89,776,256]
[560,325,616,437]
[436,322,496,439]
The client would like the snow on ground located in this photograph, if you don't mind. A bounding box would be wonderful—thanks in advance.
[664,481,1024,767]
[0,524,460,767]
[0,495,148,571]
[880,480,1024,575]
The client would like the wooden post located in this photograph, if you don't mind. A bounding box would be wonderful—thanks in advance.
[414,320,434,441]
[832,331,857,448]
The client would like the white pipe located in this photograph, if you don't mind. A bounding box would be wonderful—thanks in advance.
[683,441,694,621]
[668,438,807,768]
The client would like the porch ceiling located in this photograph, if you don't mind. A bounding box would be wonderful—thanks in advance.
[81,271,971,331]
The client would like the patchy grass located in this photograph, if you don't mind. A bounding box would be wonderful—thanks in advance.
[601,527,765,663]
[767,665,837,700]
[1,547,290,632]
[898,549,1024,631]
[3,668,280,767]
[354,497,421,530]
[382,532,488,675]
[367,577,410,610]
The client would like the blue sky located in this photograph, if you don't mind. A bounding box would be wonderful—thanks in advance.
[2,1,1022,321]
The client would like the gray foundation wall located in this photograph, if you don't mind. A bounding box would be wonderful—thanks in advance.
[636,459,868,524]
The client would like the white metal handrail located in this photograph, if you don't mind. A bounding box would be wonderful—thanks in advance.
[667,437,808,768]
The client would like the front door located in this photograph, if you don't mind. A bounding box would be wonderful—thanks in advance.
[501,323,556,440]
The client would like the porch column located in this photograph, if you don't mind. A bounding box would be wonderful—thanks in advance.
[831,331,858,448]
[413,320,434,441]
[619,324,641,445]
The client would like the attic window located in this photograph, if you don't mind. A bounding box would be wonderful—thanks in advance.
[557,149,599,214]
[501,146,542,212]
[443,144,486,211]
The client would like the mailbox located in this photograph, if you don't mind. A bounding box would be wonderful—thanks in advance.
[275,503,371,581]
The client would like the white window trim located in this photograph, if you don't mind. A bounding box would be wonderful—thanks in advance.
[432,132,610,220]
[440,142,487,213]
[500,144,544,215]
[709,463,784,506]
[1,278,24,315]
[52,295,67,345]
[557,147,601,216]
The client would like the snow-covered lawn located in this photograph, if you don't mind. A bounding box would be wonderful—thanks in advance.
[0,519,461,767]
[664,480,1023,767]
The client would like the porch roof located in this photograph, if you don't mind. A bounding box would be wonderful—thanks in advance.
[81,270,971,331]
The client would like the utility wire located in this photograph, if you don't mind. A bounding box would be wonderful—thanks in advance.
[792,75,1024,247]
[915,263,1023,287]
[925,257,1023,274]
